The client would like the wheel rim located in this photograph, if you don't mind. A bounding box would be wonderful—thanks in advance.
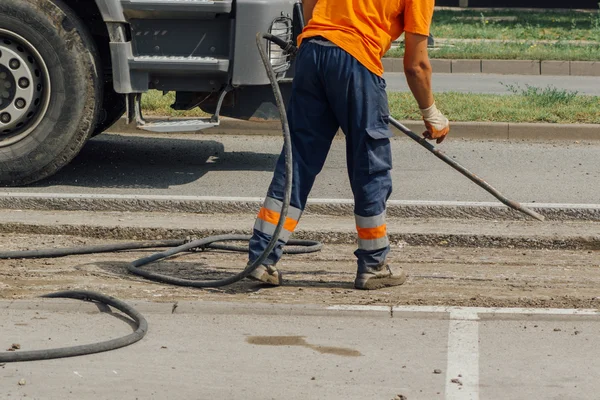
[0,29,51,147]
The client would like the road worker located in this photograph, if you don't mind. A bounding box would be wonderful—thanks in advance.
[248,0,450,289]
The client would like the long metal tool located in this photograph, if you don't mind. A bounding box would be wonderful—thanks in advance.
[389,117,545,222]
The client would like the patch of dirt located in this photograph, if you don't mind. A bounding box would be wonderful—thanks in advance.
[0,233,599,309]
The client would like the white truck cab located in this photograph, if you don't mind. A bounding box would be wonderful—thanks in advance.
[0,0,302,185]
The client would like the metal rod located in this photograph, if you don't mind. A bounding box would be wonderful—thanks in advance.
[389,117,545,222]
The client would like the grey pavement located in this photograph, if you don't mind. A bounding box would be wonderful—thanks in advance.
[3,132,599,205]
[383,72,600,95]
[1,301,600,399]
[1,208,598,249]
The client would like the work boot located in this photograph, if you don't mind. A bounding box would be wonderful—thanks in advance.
[247,264,283,286]
[354,263,407,290]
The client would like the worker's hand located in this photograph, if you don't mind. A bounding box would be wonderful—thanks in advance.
[420,103,450,144]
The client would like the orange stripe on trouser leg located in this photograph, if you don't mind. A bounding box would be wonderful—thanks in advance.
[257,207,299,232]
[356,224,387,240]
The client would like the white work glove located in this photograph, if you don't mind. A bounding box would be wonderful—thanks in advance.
[420,103,450,144]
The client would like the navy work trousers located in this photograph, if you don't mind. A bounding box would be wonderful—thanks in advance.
[249,38,393,274]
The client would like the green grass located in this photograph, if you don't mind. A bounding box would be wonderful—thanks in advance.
[141,90,208,117]
[142,89,600,124]
[388,90,600,124]
[431,9,600,41]
[396,9,600,60]
[387,41,600,61]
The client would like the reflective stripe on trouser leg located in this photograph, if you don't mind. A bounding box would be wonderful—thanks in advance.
[253,196,303,244]
[355,211,389,251]
[311,43,392,270]
[248,41,340,267]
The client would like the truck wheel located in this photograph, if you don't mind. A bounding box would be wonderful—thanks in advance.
[0,0,101,186]
[93,82,125,137]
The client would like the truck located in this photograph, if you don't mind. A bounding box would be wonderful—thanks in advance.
[0,0,302,186]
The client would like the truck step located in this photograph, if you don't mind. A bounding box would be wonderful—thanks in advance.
[137,118,219,133]
[130,56,229,73]
[121,0,233,14]
[138,119,219,133]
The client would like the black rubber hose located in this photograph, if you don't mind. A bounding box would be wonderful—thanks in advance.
[206,238,321,254]
[0,238,320,260]
[124,33,301,287]
[0,33,313,287]
[0,32,307,364]
[0,291,147,363]
[127,236,321,288]
[262,32,298,57]
[0,240,185,259]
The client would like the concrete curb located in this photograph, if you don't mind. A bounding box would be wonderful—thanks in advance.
[107,118,600,141]
[382,58,600,76]
[0,204,598,250]
[1,194,599,221]
[3,299,599,318]
[1,219,598,251]
[0,299,392,318]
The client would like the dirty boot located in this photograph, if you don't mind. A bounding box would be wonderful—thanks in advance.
[354,263,406,290]
[247,264,283,286]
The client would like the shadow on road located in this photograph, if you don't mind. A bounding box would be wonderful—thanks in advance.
[93,302,139,330]
[87,259,353,293]
[31,134,278,189]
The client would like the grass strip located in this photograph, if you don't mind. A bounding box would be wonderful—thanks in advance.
[387,41,600,61]
[388,91,600,124]
[143,89,600,124]
[431,9,600,42]
[141,91,208,118]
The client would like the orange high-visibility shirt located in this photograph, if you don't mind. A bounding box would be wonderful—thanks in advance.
[298,0,434,77]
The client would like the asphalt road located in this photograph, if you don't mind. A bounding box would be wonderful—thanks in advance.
[383,72,600,95]
[4,132,598,205]
[2,301,599,400]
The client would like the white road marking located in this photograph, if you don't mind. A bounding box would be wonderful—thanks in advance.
[329,305,600,400]
[446,310,480,400]
[327,305,392,313]
[329,304,600,316]
[0,192,597,210]
[329,305,600,399]
[311,199,600,210]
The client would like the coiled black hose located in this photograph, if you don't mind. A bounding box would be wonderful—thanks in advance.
[0,240,184,259]
[0,33,312,362]
[0,33,312,286]
[124,33,306,287]
[0,291,147,363]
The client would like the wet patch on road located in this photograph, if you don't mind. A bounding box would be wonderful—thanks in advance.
[246,335,362,357]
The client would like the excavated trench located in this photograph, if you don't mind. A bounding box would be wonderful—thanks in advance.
[1,233,598,309]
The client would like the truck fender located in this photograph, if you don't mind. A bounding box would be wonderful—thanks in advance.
[94,0,127,23]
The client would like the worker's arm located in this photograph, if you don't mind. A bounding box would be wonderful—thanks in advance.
[403,32,450,143]
[302,0,319,25]
[403,32,433,109]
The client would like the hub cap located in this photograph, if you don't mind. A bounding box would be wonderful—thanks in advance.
[0,29,51,147]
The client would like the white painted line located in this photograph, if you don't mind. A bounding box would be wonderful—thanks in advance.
[315,199,600,210]
[329,304,600,316]
[446,310,480,400]
[0,192,597,210]
[0,192,265,202]
[327,305,391,313]
[392,305,600,316]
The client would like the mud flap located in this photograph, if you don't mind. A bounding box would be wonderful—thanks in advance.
[200,82,293,121]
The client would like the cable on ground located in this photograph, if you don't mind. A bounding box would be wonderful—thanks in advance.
[0,33,310,362]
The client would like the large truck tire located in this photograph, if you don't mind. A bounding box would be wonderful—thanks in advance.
[0,0,102,186]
